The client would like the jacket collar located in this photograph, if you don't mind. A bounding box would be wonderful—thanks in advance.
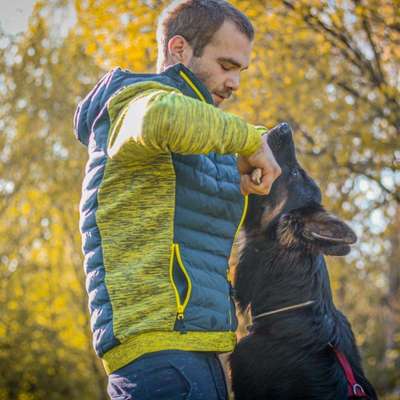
[162,63,214,106]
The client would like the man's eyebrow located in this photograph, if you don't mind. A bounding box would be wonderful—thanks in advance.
[217,57,248,71]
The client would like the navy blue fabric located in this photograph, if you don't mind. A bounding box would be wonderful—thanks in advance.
[107,350,228,400]
[173,152,242,332]
[74,64,242,358]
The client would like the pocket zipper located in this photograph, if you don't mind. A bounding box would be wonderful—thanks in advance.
[169,243,192,321]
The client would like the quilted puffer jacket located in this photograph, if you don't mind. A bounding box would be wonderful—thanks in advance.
[74,63,263,374]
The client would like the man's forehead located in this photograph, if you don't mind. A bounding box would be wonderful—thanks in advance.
[208,21,252,67]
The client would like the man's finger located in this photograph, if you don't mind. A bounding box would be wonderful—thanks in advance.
[258,174,274,194]
[257,164,281,190]
[251,168,262,185]
[241,174,272,196]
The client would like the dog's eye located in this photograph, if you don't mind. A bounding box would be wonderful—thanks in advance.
[291,168,299,177]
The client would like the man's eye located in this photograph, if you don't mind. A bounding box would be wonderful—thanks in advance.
[220,64,231,71]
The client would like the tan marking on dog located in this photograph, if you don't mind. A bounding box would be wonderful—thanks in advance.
[278,218,299,248]
[229,230,246,280]
[260,194,287,230]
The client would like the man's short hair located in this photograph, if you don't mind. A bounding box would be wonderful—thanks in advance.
[157,0,254,64]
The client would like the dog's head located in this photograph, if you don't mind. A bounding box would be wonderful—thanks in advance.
[245,123,357,256]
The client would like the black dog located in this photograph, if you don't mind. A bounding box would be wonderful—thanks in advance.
[230,123,377,400]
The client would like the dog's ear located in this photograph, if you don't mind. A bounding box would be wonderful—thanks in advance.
[277,206,357,256]
[301,209,357,256]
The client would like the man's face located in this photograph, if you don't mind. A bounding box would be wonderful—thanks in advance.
[186,21,252,107]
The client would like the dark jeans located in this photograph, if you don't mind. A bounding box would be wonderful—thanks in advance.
[107,350,228,400]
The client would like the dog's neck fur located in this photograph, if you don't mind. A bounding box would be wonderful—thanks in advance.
[236,232,338,347]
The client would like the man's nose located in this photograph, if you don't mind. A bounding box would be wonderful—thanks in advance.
[226,72,240,91]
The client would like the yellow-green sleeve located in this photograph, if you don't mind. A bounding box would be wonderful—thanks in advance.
[107,81,263,159]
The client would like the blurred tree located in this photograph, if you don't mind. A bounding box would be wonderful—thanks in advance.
[0,2,107,399]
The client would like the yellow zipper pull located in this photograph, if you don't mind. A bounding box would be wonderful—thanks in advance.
[177,305,184,320]
[176,306,187,334]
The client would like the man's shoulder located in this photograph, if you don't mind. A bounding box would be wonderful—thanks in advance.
[105,68,181,108]
[108,67,179,94]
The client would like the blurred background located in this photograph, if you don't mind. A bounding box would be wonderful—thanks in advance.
[0,0,398,398]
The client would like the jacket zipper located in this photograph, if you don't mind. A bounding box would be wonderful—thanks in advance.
[169,243,192,326]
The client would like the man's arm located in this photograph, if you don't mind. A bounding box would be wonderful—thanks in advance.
[107,81,262,158]
[107,81,280,194]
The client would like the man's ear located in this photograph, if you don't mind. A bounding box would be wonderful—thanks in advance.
[277,206,357,256]
[167,35,193,65]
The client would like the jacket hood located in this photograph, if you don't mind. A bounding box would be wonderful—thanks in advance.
[73,69,122,147]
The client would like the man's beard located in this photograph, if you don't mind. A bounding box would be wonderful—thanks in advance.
[187,57,213,93]
[187,57,232,107]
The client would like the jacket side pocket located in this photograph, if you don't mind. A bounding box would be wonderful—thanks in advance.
[169,243,193,330]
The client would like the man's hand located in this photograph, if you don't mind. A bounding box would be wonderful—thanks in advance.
[237,135,281,195]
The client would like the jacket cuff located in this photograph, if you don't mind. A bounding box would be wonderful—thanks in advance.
[239,125,266,156]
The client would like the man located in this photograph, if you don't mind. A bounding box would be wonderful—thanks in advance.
[74,0,281,398]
